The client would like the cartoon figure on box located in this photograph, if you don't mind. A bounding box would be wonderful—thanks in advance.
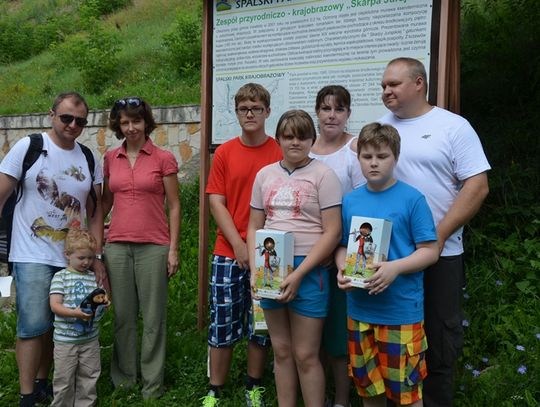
[74,287,110,333]
[353,223,375,276]
[258,237,279,287]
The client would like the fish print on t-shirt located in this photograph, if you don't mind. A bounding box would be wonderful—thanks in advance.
[30,166,87,242]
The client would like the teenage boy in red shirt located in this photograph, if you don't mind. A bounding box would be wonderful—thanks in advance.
[203,83,282,407]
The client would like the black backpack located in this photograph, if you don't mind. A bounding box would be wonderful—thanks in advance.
[1,133,97,274]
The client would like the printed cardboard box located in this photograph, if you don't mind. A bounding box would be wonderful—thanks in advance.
[344,216,392,288]
[254,229,294,299]
[252,299,267,334]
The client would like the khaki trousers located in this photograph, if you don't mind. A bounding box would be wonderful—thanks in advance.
[105,242,169,398]
[51,338,100,407]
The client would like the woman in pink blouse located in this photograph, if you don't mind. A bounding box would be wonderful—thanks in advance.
[101,97,180,400]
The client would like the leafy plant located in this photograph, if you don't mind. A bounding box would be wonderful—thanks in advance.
[80,0,132,19]
[162,9,202,76]
[52,24,120,94]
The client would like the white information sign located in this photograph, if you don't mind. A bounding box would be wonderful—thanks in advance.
[212,0,434,144]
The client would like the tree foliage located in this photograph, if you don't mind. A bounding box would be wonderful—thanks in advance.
[457,5,540,402]
[461,0,540,182]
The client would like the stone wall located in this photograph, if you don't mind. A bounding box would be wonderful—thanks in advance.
[0,105,202,181]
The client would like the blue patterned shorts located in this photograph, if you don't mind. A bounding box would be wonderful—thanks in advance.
[208,256,270,348]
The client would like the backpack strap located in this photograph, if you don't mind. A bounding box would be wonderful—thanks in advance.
[77,142,97,217]
[1,133,46,274]
[15,133,47,202]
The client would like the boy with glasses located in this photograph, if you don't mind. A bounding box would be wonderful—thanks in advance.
[0,92,104,407]
[203,83,282,406]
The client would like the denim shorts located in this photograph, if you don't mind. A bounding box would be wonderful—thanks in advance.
[208,256,270,348]
[260,256,330,318]
[12,262,63,338]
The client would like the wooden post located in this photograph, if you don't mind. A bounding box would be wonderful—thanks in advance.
[437,0,461,113]
[197,0,213,330]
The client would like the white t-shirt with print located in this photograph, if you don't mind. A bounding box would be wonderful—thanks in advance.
[0,132,103,266]
[379,107,491,256]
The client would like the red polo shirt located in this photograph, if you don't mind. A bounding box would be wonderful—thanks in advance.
[104,138,178,245]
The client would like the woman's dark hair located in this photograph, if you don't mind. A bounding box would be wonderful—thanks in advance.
[108,97,157,140]
[315,85,351,112]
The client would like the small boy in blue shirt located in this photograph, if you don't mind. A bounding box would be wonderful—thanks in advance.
[336,122,439,407]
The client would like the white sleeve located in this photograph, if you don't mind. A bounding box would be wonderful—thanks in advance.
[450,120,491,181]
[0,136,32,180]
[92,152,104,185]
[348,149,365,189]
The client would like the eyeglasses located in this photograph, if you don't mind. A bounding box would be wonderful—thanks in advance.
[235,107,266,116]
[114,98,143,109]
[57,114,88,127]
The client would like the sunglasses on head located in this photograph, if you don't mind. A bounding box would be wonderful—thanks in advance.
[57,114,88,127]
[114,98,143,109]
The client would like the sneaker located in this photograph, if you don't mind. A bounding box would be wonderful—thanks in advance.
[200,392,220,406]
[245,386,266,407]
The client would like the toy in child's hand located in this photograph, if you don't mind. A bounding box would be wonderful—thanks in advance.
[74,288,109,333]
[80,288,110,312]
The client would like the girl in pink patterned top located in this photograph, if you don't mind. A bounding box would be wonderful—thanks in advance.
[248,110,342,407]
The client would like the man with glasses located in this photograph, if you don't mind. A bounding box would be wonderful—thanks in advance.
[203,83,282,407]
[0,92,104,407]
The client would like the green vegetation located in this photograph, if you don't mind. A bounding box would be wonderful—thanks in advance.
[0,0,539,405]
[454,1,540,404]
[0,0,201,114]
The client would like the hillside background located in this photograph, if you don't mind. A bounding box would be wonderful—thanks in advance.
[0,0,201,114]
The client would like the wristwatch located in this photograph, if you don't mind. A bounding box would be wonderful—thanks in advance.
[95,253,104,261]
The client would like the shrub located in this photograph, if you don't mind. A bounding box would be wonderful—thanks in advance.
[52,24,120,94]
[0,13,77,65]
[80,0,132,20]
[0,18,33,64]
[162,10,202,76]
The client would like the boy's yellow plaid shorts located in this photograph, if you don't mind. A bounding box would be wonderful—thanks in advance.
[347,319,428,405]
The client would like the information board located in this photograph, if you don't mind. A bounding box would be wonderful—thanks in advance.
[211,0,438,144]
